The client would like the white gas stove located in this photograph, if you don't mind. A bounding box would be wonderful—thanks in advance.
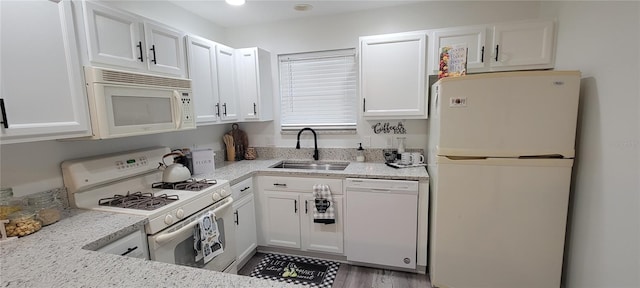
[62,147,237,273]
[62,147,231,234]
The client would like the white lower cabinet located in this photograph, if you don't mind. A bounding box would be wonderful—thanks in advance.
[258,176,344,255]
[234,194,257,266]
[232,178,257,268]
[97,228,148,259]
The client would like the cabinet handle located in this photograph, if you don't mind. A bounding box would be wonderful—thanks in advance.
[253,103,257,115]
[363,98,366,112]
[480,46,484,63]
[215,103,220,117]
[234,210,239,225]
[137,41,144,62]
[150,44,157,64]
[222,103,227,116]
[305,200,308,214]
[294,200,298,213]
[240,187,250,192]
[0,99,8,129]
[494,44,499,62]
[121,246,138,256]
[273,183,287,187]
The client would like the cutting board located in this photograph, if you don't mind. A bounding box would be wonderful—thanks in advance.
[230,123,248,161]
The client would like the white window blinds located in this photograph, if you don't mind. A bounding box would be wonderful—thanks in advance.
[279,49,357,130]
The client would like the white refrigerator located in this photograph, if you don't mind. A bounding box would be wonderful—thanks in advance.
[427,71,581,288]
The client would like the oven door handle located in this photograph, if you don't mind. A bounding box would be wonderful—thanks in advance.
[154,197,234,245]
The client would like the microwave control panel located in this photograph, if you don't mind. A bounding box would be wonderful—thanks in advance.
[180,92,196,128]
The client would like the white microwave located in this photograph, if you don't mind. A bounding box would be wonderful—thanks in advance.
[83,67,196,139]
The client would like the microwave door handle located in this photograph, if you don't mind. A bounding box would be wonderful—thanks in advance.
[153,197,234,245]
[172,90,183,129]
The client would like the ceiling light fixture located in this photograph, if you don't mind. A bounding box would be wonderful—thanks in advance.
[293,4,313,11]
[225,0,245,6]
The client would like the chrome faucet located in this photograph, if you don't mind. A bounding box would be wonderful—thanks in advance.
[296,127,319,160]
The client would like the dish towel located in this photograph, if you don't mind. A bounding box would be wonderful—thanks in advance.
[313,184,335,224]
[193,211,224,264]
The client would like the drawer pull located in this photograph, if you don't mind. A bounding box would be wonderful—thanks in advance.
[240,187,250,192]
[121,246,138,256]
[273,183,287,187]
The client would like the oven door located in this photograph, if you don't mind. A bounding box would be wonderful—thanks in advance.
[89,83,193,139]
[148,197,236,272]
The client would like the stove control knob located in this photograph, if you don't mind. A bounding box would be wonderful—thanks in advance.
[176,209,185,219]
[164,214,174,225]
[212,192,221,201]
[220,188,229,197]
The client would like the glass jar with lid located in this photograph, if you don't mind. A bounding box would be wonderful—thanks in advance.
[0,187,22,220]
[5,210,42,237]
[27,189,63,226]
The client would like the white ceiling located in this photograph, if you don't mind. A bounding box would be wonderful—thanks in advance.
[168,0,421,28]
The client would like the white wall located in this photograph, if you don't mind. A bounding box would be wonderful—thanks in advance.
[539,2,640,288]
[224,1,542,150]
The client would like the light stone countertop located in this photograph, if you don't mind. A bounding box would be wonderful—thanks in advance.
[0,209,302,288]
[213,159,429,185]
[0,159,427,287]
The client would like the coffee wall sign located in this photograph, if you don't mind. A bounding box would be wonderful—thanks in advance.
[371,122,407,134]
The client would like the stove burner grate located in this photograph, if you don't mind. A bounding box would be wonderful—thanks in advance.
[152,179,218,191]
[98,191,179,210]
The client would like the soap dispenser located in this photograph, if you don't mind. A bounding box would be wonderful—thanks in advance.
[356,143,365,162]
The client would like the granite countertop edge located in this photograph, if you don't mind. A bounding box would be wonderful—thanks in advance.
[0,159,427,287]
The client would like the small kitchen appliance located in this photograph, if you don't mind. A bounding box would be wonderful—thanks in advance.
[61,147,236,273]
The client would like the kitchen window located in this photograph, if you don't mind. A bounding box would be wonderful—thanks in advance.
[279,49,357,131]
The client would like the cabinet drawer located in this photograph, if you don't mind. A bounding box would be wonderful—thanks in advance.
[232,177,254,200]
[97,229,148,259]
[259,176,343,194]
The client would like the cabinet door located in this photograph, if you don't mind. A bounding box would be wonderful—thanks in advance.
[360,32,427,119]
[432,26,488,73]
[264,191,300,249]
[234,195,257,265]
[490,20,555,70]
[144,22,186,77]
[82,1,146,71]
[186,36,219,124]
[236,48,259,120]
[301,195,344,254]
[215,44,239,121]
[0,0,91,143]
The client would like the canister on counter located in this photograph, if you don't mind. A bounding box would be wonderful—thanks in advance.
[0,187,22,220]
[5,210,42,237]
[27,189,63,226]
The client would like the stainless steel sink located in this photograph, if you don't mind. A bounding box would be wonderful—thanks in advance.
[269,161,349,171]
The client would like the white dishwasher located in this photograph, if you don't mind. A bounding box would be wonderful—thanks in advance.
[344,178,418,270]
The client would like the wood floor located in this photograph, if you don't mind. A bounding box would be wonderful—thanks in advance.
[237,252,432,288]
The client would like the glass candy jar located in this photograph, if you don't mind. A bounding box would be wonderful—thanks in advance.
[0,187,22,220]
[6,210,41,237]
[27,189,63,226]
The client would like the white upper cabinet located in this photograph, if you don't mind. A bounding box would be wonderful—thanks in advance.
[431,26,488,73]
[186,36,239,125]
[185,35,219,124]
[81,1,186,77]
[215,44,239,121]
[490,20,555,70]
[360,32,428,119]
[144,22,186,76]
[430,19,555,74]
[0,0,91,144]
[236,47,274,121]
